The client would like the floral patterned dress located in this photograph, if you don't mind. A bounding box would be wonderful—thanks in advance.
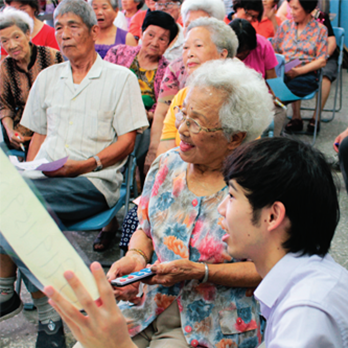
[119,149,260,348]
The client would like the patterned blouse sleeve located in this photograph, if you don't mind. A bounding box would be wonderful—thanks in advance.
[0,62,15,120]
[137,154,163,239]
[316,25,328,59]
[157,64,180,105]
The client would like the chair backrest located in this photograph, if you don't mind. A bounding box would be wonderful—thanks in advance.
[274,53,285,79]
[333,27,345,66]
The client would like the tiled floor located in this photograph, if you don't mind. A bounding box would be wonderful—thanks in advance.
[1,70,348,348]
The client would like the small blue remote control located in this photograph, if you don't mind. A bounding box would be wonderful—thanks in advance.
[111,268,155,287]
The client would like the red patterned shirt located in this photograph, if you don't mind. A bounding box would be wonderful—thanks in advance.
[272,18,328,65]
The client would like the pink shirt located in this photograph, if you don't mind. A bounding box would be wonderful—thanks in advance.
[243,34,278,78]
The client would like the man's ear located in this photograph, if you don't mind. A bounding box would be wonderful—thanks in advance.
[267,201,287,232]
[227,132,247,151]
[91,24,100,41]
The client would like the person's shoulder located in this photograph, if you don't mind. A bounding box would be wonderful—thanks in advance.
[42,23,55,34]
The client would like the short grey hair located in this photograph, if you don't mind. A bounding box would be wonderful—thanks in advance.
[187,59,274,142]
[88,0,118,11]
[0,7,34,34]
[181,0,225,23]
[187,17,238,58]
[54,0,97,30]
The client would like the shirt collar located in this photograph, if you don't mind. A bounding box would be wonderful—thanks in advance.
[254,252,307,319]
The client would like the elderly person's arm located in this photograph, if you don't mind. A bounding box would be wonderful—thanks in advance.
[333,127,348,153]
[146,259,261,288]
[44,262,136,348]
[44,130,137,177]
[1,117,31,149]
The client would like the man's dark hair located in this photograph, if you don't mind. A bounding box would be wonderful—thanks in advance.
[5,0,40,15]
[287,0,318,14]
[230,18,257,54]
[223,137,340,257]
[233,0,263,22]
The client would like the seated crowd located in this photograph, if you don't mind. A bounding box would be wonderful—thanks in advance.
[0,0,347,348]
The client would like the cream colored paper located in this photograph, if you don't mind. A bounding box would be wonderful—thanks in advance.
[0,150,99,309]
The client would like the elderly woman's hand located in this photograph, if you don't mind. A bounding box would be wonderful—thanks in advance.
[107,254,146,304]
[144,259,205,287]
[285,67,301,80]
[44,262,136,348]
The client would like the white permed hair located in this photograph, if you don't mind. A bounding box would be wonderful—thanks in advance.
[0,7,34,34]
[187,17,238,58]
[181,0,225,22]
[187,59,274,143]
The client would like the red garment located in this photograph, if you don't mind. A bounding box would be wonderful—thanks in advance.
[1,23,59,58]
[129,10,147,39]
[252,16,282,39]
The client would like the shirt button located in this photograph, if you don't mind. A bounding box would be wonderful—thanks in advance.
[65,144,69,148]
[69,121,73,125]
[192,199,198,207]
[191,339,198,347]
[185,325,192,333]
[237,317,243,324]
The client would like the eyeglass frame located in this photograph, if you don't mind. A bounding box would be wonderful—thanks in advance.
[154,1,180,10]
[244,9,259,21]
[174,106,224,134]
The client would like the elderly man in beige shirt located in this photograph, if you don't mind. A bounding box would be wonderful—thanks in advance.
[0,1,148,347]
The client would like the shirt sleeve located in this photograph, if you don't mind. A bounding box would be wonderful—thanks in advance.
[157,64,180,105]
[263,38,278,71]
[160,88,186,141]
[112,71,149,136]
[268,305,343,348]
[316,25,328,60]
[0,63,15,120]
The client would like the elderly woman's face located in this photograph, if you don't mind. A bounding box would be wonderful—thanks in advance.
[121,0,138,12]
[145,0,156,11]
[0,25,30,61]
[178,86,231,167]
[92,0,117,29]
[183,27,223,75]
[154,1,181,22]
[289,0,308,23]
[141,24,170,57]
[183,10,210,36]
[7,1,36,19]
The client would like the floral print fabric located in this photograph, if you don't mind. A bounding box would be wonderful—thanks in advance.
[119,149,260,348]
[272,18,328,65]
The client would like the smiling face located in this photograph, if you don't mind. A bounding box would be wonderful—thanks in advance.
[6,1,36,19]
[0,25,31,62]
[218,180,265,260]
[145,0,156,11]
[54,12,98,61]
[91,0,117,29]
[141,24,170,57]
[178,86,234,168]
[183,27,223,75]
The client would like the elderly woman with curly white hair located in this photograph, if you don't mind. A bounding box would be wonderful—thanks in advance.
[46,58,273,348]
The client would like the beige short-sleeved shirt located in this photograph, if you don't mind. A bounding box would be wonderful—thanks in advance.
[21,55,149,207]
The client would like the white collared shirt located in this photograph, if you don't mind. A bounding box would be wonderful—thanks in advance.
[21,55,149,207]
[255,253,348,348]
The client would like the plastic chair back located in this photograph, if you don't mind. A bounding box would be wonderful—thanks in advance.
[274,53,285,78]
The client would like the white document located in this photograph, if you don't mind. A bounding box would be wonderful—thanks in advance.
[0,150,99,309]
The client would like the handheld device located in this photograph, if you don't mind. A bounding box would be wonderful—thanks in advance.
[111,268,155,287]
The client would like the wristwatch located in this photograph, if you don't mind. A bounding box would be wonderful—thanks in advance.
[90,155,103,172]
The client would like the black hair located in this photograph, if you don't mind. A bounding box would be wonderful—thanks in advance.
[5,0,40,15]
[142,10,178,44]
[229,18,257,54]
[136,0,145,11]
[223,137,340,257]
[233,0,263,22]
[286,0,318,13]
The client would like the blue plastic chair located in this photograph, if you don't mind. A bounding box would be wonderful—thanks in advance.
[266,54,322,145]
[301,27,344,122]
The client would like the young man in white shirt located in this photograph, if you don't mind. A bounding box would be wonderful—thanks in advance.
[43,137,348,348]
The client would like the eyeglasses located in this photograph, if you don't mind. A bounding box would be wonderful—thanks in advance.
[175,106,223,134]
[244,10,259,21]
[155,1,179,10]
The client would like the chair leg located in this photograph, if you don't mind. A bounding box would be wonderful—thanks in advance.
[16,270,36,310]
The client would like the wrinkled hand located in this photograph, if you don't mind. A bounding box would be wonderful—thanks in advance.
[144,150,156,176]
[7,130,31,150]
[333,128,348,152]
[44,262,136,348]
[285,67,300,80]
[107,255,145,304]
[144,259,202,287]
[43,159,83,177]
